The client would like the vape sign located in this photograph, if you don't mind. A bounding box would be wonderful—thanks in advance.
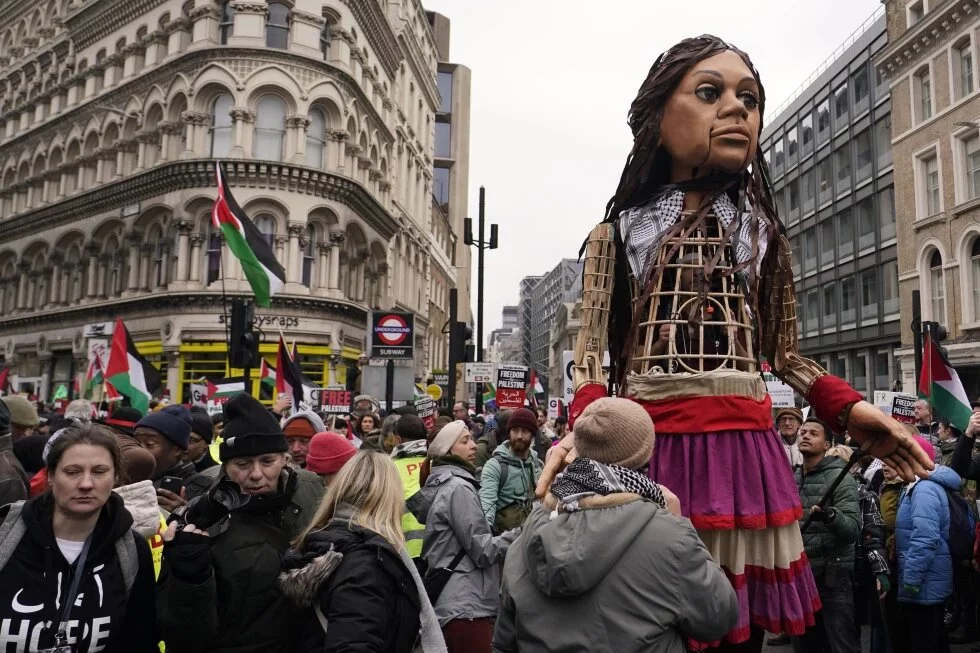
[370,311,415,359]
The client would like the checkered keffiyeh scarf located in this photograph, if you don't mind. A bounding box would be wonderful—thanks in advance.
[617,191,768,279]
[550,458,667,512]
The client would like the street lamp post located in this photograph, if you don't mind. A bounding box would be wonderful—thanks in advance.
[464,186,498,415]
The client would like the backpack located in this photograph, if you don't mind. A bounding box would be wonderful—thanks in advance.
[910,484,977,561]
[0,501,139,595]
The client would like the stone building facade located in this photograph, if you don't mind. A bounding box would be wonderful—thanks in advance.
[0,0,467,403]
[876,0,980,396]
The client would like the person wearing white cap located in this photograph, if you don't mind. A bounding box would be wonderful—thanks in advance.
[406,420,520,653]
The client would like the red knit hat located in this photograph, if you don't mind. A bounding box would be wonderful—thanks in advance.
[305,432,357,475]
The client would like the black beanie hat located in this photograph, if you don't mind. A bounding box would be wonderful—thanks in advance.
[189,406,214,444]
[220,393,288,461]
[136,405,193,450]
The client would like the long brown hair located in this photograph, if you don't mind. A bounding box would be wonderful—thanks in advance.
[600,35,782,388]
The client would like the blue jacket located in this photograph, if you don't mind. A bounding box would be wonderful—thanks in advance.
[896,465,962,605]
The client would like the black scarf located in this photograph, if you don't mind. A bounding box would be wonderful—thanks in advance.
[550,458,666,512]
[431,454,477,476]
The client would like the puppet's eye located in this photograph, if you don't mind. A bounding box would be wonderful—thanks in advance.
[695,84,720,103]
[739,92,760,110]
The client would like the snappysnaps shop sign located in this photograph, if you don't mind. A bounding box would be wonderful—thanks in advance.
[496,364,529,409]
[370,311,415,359]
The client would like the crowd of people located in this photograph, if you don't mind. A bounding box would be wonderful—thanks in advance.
[0,390,977,652]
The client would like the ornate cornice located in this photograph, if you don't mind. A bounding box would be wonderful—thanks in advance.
[339,0,400,78]
[65,0,170,50]
[0,159,399,243]
[876,0,980,79]
[230,1,269,16]
[292,9,326,29]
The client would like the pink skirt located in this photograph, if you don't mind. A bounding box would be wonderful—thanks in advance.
[648,426,820,646]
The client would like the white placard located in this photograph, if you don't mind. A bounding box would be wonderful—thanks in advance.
[548,397,560,420]
[464,362,495,384]
[562,351,575,405]
[190,384,208,407]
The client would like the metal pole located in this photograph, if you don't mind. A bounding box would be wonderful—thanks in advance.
[385,359,395,414]
[475,186,486,415]
[912,290,922,388]
[447,288,458,409]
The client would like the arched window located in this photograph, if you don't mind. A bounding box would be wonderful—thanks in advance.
[302,224,315,287]
[929,250,945,321]
[319,19,331,58]
[255,214,276,247]
[219,1,234,44]
[253,95,286,160]
[266,2,290,49]
[972,237,980,321]
[206,223,222,285]
[209,93,234,157]
[306,108,326,168]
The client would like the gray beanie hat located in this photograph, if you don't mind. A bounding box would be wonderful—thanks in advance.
[574,397,654,470]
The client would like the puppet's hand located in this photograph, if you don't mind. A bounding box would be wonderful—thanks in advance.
[536,433,577,499]
[846,400,934,481]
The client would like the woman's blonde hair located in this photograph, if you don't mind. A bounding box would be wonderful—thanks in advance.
[293,451,406,550]
[826,445,853,463]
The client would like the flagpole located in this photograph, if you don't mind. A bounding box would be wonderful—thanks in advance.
[216,161,233,377]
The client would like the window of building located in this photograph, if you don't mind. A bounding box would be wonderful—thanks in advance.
[823,283,837,329]
[320,19,331,58]
[253,95,286,160]
[879,186,896,241]
[802,168,816,213]
[803,229,817,274]
[854,354,868,392]
[255,214,276,247]
[874,349,891,391]
[805,289,819,335]
[206,227,221,285]
[434,120,451,158]
[972,237,980,321]
[266,2,290,49]
[875,117,892,169]
[302,225,315,287]
[209,93,233,158]
[832,354,847,380]
[853,66,870,114]
[914,66,932,122]
[818,157,833,204]
[857,197,875,251]
[918,150,941,216]
[800,112,814,157]
[841,276,856,325]
[820,218,835,266]
[788,178,799,218]
[835,143,851,193]
[875,66,889,100]
[908,0,925,26]
[816,99,831,144]
[791,236,801,278]
[437,71,453,115]
[929,249,945,320]
[965,132,980,200]
[861,267,878,321]
[787,126,798,165]
[855,129,872,181]
[833,82,849,131]
[796,296,804,333]
[882,260,900,316]
[955,38,975,101]
[306,108,326,168]
[773,138,784,175]
[838,208,854,259]
[219,1,234,44]
[433,165,450,210]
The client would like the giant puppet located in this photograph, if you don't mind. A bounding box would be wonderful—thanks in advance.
[551,35,933,651]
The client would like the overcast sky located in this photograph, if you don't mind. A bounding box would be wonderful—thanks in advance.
[420,0,883,343]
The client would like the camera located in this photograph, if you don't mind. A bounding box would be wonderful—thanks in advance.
[168,478,251,530]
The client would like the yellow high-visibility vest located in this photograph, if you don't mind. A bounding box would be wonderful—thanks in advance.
[209,436,222,464]
[392,455,426,558]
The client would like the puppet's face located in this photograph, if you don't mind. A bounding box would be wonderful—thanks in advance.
[659,50,761,182]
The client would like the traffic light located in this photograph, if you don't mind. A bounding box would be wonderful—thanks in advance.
[924,320,950,358]
[451,321,473,364]
[229,299,258,369]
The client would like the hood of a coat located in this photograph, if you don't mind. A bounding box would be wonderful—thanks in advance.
[407,462,476,524]
[492,441,543,470]
[522,494,659,597]
[113,479,161,538]
[21,491,135,560]
[925,465,962,491]
[391,439,428,459]
[279,522,399,607]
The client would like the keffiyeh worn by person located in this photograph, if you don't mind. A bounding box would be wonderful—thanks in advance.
[550,457,667,512]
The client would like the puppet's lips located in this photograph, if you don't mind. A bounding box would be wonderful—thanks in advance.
[712,126,752,140]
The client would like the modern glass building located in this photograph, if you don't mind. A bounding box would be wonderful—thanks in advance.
[761,10,901,400]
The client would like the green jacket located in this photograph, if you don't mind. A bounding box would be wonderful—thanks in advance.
[157,468,324,653]
[795,456,860,578]
[479,443,543,528]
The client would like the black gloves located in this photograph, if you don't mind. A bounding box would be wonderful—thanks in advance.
[163,529,212,584]
[810,507,837,524]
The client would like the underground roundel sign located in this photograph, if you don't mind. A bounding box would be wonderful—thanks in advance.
[371,311,415,359]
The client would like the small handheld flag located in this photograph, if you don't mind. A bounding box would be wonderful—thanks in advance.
[105,318,161,414]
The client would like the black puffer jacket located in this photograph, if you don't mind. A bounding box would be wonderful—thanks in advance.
[280,521,421,653]
[0,492,158,652]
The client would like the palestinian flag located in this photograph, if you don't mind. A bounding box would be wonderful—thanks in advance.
[85,356,104,398]
[919,332,973,431]
[104,381,123,403]
[207,377,246,399]
[260,358,276,387]
[212,163,286,307]
[276,336,304,409]
[105,318,161,414]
